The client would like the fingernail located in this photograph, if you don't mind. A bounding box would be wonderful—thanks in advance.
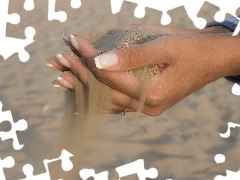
[45,59,59,70]
[94,53,119,69]
[52,80,69,90]
[56,76,73,89]
[56,54,71,68]
[63,33,70,41]
[69,34,80,50]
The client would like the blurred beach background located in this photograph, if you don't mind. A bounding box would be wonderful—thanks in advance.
[0,0,240,179]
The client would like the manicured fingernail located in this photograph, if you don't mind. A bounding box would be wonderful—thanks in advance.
[52,80,69,90]
[94,53,119,69]
[69,34,80,50]
[63,33,70,41]
[56,54,71,68]
[56,76,73,89]
[45,59,58,70]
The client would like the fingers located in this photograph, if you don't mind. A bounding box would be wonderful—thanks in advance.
[46,56,70,72]
[93,37,171,71]
[52,71,138,113]
[71,35,142,97]
[63,32,82,56]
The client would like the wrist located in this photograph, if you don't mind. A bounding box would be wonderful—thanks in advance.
[169,33,240,80]
[201,34,240,77]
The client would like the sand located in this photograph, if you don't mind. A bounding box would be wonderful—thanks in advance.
[0,0,240,179]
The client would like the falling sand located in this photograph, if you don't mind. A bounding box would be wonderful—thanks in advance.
[50,29,166,179]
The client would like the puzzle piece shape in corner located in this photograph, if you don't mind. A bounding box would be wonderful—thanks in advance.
[79,169,109,180]
[109,0,205,27]
[0,27,35,62]
[20,149,73,180]
[20,164,51,180]
[219,122,240,138]
[0,101,28,150]
[109,0,240,29]
[48,0,82,22]
[0,156,15,180]
[116,159,158,180]
[0,0,36,62]
[215,169,240,180]
[206,0,240,22]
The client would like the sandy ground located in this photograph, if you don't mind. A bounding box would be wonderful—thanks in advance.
[0,0,240,179]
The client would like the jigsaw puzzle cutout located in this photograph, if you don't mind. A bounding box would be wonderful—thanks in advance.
[0,101,28,150]
[214,122,240,180]
[24,0,81,12]
[79,169,109,180]
[215,170,240,180]
[79,159,158,180]
[24,0,35,11]
[215,154,226,164]
[219,122,240,138]
[116,159,158,180]
[110,0,240,29]
[20,149,73,180]
[0,156,15,180]
[26,0,82,22]
[48,0,82,22]
[232,83,240,96]
[214,152,239,180]
[1,0,82,62]
[0,0,35,62]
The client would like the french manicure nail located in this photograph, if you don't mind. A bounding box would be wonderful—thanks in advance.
[45,59,54,68]
[45,59,58,70]
[56,54,71,68]
[52,80,69,90]
[56,76,73,89]
[94,53,119,69]
[69,34,80,50]
[63,33,69,41]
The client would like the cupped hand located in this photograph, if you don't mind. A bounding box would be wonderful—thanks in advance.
[47,24,234,116]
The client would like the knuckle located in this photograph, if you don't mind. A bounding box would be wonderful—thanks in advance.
[145,94,161,107]
[122,47,140,67]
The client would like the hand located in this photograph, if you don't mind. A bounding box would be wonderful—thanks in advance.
[47,24,239,116]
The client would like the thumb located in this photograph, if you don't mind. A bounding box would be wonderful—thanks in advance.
[94,38,168,71]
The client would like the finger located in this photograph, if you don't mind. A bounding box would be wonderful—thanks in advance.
[53,72,137,113]
[53,71,168,116]
[63,32,82,56]
[46,55,70,71]
[93,37,171,71]
[54,70,151,111]
[75,35,144,99]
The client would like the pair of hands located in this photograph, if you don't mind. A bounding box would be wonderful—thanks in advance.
[47,24,234,116]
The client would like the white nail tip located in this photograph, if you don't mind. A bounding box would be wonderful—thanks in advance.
[69,34,79,50]
[69,34,75,39]
[56,54,63,58]
[94,56,103,69]
[56,54,71,68]
[52,84,62,88]
[46,62,54,67]
[56,77,73,89]
[63,34,69,41]
[57,77,63,81]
